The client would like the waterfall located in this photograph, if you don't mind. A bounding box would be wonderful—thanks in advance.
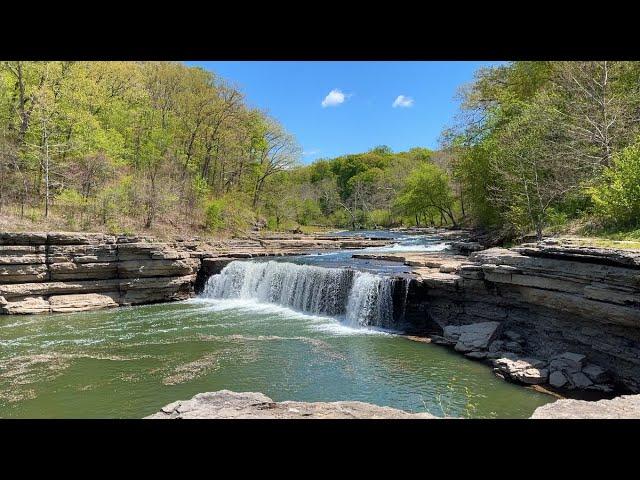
[344,272,393,327]
[202,260,397,327]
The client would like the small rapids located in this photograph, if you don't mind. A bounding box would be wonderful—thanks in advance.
[202,260,398,327]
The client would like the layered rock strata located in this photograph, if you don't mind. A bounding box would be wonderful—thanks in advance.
[1,231,394,314]
[366,241,640,393]
[0,232,198,314]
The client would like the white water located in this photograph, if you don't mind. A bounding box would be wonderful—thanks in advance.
[362,236,449,253]
[202,260,397,327]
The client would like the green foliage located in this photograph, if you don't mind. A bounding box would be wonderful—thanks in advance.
[395,162,457,226]
[450,61,640,238]
[55,188,86,227]
[205,194,255,233]
[369,209,392,227]
[0,61,299,235]
[590,142,640,229]
[205,199,226,231]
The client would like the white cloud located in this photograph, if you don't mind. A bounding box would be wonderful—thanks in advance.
[321,89,348,107]
[392,95,414,108]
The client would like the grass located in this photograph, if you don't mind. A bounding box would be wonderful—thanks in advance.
[566,235,640,250]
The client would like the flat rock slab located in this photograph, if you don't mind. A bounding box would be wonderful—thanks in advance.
[146,390,436,419]
[443,321,500,352]
[531,394,640,419]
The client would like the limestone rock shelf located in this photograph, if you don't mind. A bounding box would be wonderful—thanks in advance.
[0,232,199,314]
[530,394,640,419]
[0,231,394,315]
[146,390,436,419]
[388,239,640,393]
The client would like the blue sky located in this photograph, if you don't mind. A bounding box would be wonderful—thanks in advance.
[186,61,503,163]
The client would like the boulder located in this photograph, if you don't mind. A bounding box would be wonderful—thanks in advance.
[569,371,593,389]
[549,370,568,388]
[49,293,119,313]
[447,322,500,353]
[0,295,50,314]
[583,364,609,384]
[556,352,586,369]
[494,357,549,385]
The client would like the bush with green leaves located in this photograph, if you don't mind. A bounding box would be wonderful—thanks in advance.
[590,142,640,229]
[205,194,255,233]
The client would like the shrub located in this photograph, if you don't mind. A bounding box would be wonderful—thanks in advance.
[55,188,86,227]
[590,142,640,229]
[205,194,255,233]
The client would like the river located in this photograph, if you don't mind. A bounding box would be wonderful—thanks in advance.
[0,231,553,418]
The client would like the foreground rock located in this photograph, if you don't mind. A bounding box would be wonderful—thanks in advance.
[531,394,640,419]
[146,390,436,419]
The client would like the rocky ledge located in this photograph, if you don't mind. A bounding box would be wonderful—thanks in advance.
[0,232,200,314]
[371,238,640,393]
[0,231,393,314]
[146,390,436,419]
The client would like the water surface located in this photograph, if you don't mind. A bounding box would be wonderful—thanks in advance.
[0,299,552,418]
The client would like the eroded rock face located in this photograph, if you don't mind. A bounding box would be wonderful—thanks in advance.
[0,232,199,314]
[0,231,396,315]
[530,394,640,419]
[403,239,640,393]
[146,390,436,419]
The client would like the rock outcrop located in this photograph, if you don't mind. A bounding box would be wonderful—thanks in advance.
[530,394,640,419]
[0,231,395,314]
[146,390,436,419]
[0,232,199,314]
[396,239,640,393]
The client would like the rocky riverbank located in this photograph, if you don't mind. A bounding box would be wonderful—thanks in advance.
[0,231,393,314]
[366,238,640,394]
[3,229,640,398]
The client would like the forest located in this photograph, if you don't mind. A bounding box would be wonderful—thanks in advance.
[1,61,639,240]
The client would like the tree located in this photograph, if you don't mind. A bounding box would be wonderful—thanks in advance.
[251,117,300,208]
[590,140,640,229]
[395,162,457,227]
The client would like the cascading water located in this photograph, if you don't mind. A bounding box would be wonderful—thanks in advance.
[202,260,397,328]
[344,272,394,327]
